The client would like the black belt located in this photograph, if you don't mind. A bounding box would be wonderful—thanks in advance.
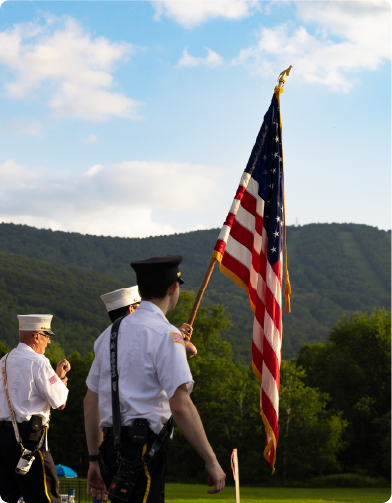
[103,426,157,439]
[0,420,31,430]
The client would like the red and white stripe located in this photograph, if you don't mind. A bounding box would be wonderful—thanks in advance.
[212,172,282,473]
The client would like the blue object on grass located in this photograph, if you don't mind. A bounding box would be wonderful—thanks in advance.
[55,464,78,478]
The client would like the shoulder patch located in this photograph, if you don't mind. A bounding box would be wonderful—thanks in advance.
[49,375,58,385]
[171,332,185,348]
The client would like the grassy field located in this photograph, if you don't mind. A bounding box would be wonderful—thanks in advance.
[165,484,391,503]
[58,480,391,503]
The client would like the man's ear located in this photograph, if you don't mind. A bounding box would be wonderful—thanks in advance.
[127,305,133,315]
[168,282,178,296]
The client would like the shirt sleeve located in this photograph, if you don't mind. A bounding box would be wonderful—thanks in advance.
[155,326,194,400]
[86,328,108,393]
[35,360,69,410]
[86,356,100,394]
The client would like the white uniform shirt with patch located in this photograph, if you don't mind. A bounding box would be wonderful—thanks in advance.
[0,343,69,424]
[86,301,194,435]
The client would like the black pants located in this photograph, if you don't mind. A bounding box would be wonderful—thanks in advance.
[0,427,60,503]
[99,435,166,503]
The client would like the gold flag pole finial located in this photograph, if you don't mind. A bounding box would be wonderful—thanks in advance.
[275,65,293,98]
[277,65,293,88]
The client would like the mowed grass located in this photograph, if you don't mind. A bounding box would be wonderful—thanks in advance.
[165,484,391,503]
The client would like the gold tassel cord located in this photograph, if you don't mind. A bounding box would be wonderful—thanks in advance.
[274,71,291,314]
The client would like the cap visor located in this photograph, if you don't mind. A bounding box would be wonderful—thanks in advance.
[178,278,185,285]
[43,330,55,336]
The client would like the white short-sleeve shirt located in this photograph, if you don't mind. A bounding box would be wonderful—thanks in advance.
[0,343,69,424]
[86,301,194,435]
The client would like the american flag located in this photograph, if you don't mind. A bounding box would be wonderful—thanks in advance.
[171,332,185,347]
[49,374,58,385]
[212,90,289,474]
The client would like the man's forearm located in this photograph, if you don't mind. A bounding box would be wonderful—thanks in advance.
[84,389,103,455]
[56,379,68,410]
[169,385,216,463]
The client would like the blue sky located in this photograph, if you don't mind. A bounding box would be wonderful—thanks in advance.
[0,0,390,238]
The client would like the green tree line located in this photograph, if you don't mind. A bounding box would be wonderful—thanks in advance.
[0,222,390,362]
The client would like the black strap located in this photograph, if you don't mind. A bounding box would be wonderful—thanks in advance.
[110,314,174,468]
[110,316,126,458]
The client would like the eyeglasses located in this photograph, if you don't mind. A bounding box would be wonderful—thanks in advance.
[38,332,51,341]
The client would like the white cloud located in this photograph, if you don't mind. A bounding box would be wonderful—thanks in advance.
[0,210,177,239]
[0,159,43,180]
[0,159,222,238]
[83,134,98,144]
[0,16,139,121]
[177,47,223,67]
[79,160,219,210]
[1,119,44,136]
[152,0,259,28]
[233,1,391,92]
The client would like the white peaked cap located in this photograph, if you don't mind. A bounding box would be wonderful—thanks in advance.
[100,286,141,313]
[17,314,54,334]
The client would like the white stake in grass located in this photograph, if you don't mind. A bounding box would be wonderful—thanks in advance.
[231,449,240,503]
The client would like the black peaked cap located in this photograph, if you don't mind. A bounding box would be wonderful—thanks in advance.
[131,255,185,285]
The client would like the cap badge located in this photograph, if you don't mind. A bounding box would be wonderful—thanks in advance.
[177,272,181,277]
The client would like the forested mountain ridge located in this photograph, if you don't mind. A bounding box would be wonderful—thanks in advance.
[0,251,124,355]
[0,222,390,362]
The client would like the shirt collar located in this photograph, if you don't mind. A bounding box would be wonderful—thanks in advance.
[17,343,36,354]
[138,301,167,320]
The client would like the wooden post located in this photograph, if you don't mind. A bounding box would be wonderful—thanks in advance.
[187,257,217,326]
[231,449,240,503]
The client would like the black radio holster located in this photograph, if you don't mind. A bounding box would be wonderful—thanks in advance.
[28,415,43,442]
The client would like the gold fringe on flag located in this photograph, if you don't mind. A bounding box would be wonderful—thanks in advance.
[274,67,292,314]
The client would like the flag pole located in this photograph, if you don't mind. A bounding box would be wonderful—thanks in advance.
[187,257,217,326]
